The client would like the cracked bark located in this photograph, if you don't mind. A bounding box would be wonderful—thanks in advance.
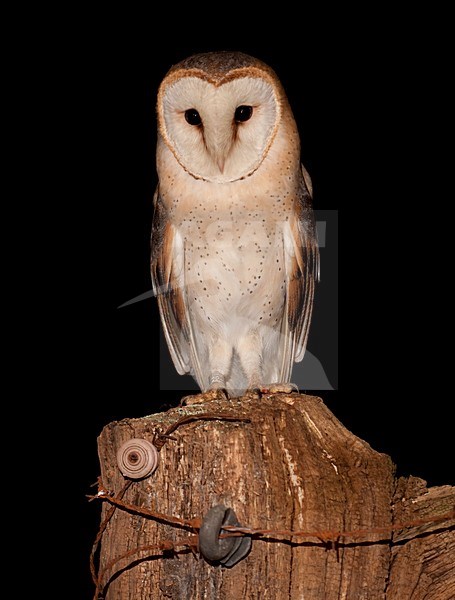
[96,394,455,599]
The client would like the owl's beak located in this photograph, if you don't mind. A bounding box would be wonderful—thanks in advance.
[211,146,229,174]
[205,126,232,175]
[217,158,226,174]
[213,144,231,174]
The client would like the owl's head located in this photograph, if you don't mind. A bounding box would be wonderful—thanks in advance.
[157,52,296,183]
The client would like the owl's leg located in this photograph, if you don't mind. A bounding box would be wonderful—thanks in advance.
[206,339,235,395]
[237,333,299,397]
[181,340,232,406]
[208,371,226,389]
[236,333,263,395]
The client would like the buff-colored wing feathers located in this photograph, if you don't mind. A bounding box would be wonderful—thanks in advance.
[151,189,189,375]
[151,189,207,388]
[280,166,319,381]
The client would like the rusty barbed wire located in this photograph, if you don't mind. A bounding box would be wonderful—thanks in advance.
[152,412,251,449]
[88,477,200,529]
[89,479,133,599]
[222,507,455,541]
[94,535,198,600]
[89,477,454,599]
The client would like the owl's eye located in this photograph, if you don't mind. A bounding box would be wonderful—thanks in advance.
[235,105,253,123]
[184,108,202,126]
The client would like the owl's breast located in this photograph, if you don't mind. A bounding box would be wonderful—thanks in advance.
[162,166,299,327]
[179,210,288,327]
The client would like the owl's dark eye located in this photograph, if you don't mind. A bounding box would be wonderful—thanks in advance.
[235,105,253,123]
[184,108,202,126]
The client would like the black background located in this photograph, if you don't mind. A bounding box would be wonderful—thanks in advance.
[63,20,454,599]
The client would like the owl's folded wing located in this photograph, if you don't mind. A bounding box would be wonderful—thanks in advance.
[150,188,192,377]
[280,165,320,381]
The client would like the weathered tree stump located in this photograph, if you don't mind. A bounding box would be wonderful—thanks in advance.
[95,394,454,599]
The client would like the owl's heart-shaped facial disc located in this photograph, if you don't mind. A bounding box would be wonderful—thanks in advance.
[158,73,281,182]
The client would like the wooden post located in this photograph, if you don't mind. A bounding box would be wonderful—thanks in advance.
[94,394,455,599]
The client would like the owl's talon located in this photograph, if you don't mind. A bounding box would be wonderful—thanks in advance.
[244,387,262,400]
[213,387,229,400]
[180,388,229,406]
[260,383,299,395]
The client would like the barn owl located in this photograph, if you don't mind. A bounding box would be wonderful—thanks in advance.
[151,51,319,399]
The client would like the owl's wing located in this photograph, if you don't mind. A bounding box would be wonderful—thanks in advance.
[150,188,195,379]
[280,165,320,381]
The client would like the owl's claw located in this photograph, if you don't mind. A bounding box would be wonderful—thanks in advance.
[180,388,229,406]
[244,387,262,400]
[243,383,298,400]
[258,383,299,395]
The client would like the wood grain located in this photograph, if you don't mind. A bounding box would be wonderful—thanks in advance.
[95,394,454,599]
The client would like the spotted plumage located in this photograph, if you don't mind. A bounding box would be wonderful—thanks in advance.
[151,51,319,397]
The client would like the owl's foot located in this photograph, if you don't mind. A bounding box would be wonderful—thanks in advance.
[180,388,229,407]
[257,382,299,395]
[243,387,262,400]
[243,382,298,400]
